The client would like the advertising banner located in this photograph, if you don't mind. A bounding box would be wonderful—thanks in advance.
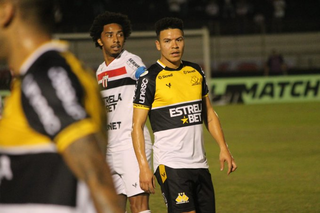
[210,75,320,105]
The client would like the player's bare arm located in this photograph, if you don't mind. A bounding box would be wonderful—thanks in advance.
[203,96,237,175]
[131,107,155,194]
[62,133,122,213]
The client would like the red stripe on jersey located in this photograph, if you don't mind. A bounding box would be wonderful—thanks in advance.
[97,66,127,80]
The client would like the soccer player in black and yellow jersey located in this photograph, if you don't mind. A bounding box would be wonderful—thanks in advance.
[0,0,121,212]
[132,17,237,213]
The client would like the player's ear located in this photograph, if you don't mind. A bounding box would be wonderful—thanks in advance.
[97,38,103,47]
[0,2,15,28]
[155,40,161,51]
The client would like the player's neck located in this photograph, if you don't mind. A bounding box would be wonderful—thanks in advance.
[8,29,51,75]
[103,52,121,66]
[159,58,181,69]
[104,56,115,66]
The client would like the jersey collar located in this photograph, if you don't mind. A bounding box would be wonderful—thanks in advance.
[19,40,69,76]
[157,60,183,71]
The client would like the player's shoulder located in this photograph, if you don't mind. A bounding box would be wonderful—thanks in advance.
[26,50,69,77]
[120,50,145,71]
[182,60,201,70]
[181,60,205,76]
[96,61,106,72]
[121,50,143,62]
[23,49,84,93]
[143,62,163,81]
[121,49,138,58]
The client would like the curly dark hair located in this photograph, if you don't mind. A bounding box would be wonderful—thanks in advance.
[89,11,132,49]
[155,17,184,40]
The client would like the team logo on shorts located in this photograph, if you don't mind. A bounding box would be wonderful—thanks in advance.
[175,192,189,204]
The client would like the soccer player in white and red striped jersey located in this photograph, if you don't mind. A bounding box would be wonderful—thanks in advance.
[90,11,152,213]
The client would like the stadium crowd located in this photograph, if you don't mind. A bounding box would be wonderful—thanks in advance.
[58,0,320,35]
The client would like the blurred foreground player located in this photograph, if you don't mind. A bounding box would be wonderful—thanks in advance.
[90,11,152,213]
[0,0,122,212]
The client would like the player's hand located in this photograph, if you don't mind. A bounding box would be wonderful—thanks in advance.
[139,166,155,194]
[219,149,237,175]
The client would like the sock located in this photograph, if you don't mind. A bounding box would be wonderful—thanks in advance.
[138,210,151,213]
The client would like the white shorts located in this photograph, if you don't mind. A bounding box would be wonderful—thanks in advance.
[106,146,152,197]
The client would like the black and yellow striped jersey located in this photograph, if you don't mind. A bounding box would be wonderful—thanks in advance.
[0,41,105,212]
[133,60,210,171]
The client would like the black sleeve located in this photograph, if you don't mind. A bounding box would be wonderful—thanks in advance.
[133,73,155,108]
[21,52,88,139]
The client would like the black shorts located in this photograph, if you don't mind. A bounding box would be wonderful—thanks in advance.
[155,165,215,213]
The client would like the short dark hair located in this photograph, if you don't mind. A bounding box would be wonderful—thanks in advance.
[90,11,132,49]
[11,0,60,34]
[155,17,184,39]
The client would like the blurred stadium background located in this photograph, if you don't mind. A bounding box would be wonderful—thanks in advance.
[1,0,320,90]
[0,1,319,212]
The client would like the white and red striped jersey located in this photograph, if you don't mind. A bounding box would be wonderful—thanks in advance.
[96,50,152,152]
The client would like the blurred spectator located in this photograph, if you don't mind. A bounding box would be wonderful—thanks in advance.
[264,49,287,76]
[235,0,251,34]
[205,0,220,34]
[254,13,266,34]
[222,0,235,19]
[272,0,286,33]
[147,0,169,24]
[167,0,188,18]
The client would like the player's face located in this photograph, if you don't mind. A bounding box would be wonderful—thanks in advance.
[98,23,125,57]
[156,28,184,69]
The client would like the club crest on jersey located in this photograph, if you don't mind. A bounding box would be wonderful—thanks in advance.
[102,75,108,88]
[191,76,201,86]
[175,192,189,204]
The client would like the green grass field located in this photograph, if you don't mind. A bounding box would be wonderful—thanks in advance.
[131,102,320,213]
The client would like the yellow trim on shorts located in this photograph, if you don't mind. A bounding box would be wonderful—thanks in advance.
[159,164,167,183]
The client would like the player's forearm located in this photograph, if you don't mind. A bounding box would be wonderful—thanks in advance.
[131,107,151,170]
[131,126,149,169]
[62,134,121,213]
[207,112,229,151]
[203,97,229,150]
